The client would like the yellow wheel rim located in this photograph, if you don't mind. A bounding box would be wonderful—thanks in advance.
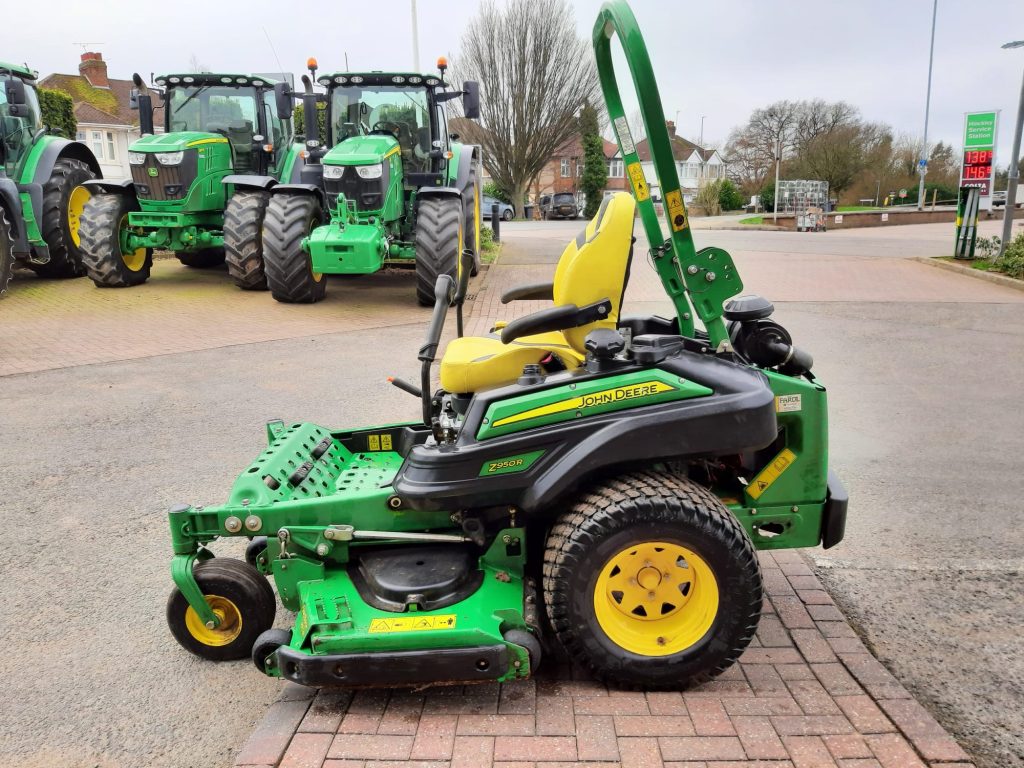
[594,541,719,656]
[119,215,147,272]
[184,594,243,647]
[67,186,91,247]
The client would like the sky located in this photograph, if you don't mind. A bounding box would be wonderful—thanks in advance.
[3,0,1023,167]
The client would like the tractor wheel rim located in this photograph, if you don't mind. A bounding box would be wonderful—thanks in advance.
[184,594,243,647]
[119,215,147,272]
[593,541,718,656]
[67,186,91,247]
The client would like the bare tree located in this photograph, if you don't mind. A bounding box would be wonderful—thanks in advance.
[188,54,209,74]
[451,0,599,216]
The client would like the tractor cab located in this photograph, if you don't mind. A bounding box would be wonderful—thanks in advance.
[0,63,42,178]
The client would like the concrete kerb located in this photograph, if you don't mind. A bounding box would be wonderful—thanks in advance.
[914,256,1024,292]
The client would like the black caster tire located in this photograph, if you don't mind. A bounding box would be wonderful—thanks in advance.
[252,628,292,674]
[245,536,269,570]
[543,471,762,690]
[167,558,277,661]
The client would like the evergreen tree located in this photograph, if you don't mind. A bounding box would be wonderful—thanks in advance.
[579,102,607,218]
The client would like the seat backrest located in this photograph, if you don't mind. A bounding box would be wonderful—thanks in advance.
[553,192,636,353]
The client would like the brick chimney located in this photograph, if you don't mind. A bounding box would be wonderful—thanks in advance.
[79,52,109,88]
[666,120,676,136]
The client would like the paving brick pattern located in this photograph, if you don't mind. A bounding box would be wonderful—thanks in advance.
[234,552,974,768]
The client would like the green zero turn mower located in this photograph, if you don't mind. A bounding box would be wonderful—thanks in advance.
[78,73,305,290]
[258,59,482,305]
[165,0,847,689]
[1,62,102,296]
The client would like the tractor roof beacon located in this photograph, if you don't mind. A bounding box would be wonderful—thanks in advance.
[1,61,102,296]
[76,72,305,290]
[260,58,482,305]
[164,0,847,691]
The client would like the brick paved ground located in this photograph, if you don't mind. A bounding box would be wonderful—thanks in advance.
[235,551,975,768]
[233,239,982,768]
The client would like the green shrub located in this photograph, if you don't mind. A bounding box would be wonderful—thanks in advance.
[759,181,775,213]
[718,178,745,212]
[39,88,76,139]
[975,235,1001,260]
[694,180,722,216]
[997,231,1024,279]
[483,181,512,204]
[293,102,327,140]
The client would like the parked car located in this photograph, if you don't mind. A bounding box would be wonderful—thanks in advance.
[539,192,579,220]
[482,196,514,221]
[993,191,1007,207]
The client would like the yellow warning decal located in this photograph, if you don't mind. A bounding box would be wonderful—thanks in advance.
[747,448,797,500]
[381,434,392,450]
[368,614,457,633]
[627,162,650,201]
[366,433,393,451]
[492,380,675,428]
[665,189,688,232]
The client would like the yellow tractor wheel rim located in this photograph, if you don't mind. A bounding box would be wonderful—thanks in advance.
[184,594,243,647]
[67,186,91,247]
[594,541,719,656]
[119,215,148,272]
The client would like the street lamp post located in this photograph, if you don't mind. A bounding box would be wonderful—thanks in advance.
[917,0,938,211]
[772,138,781,222]
[1000,40,1024,257]
[699,115,707,181]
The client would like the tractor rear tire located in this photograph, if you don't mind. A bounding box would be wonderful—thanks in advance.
[463,168,482,277]
[263,193,326,303]
[80,194,154,287]
[415,196,462,306]
[224,190,271,290]
[167,558,277,662]
[543,471,762,690]
[176,248,225,268]
[0,207,14,297]
[30,157,96,279]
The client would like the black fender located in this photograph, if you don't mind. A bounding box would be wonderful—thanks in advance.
[271,183,326,208]
[0,177,30,256]
[417,186,462,202]
[223,174,277,191]
[82,178,135,195]
[288,153,307,184]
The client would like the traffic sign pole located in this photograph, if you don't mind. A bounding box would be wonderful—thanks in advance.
[1000,67,1024,257]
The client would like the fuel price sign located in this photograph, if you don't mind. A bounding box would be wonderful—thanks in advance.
[960,112,998,198]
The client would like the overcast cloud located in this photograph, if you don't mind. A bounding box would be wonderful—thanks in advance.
[3,0,1022,166]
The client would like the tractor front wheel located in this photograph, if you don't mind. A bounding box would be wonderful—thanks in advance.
[30,158,97,278]
[415,196,462,306]
[224,191,271,290]
[167,558,277,661]
[176,248,225,268]
[263,193,326,303]
[543,471,762,689]
[79,194,153,287]
[0,206,14,296]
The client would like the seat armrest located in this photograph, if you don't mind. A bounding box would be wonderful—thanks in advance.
[500,281,555,304]
[500,298,612,344]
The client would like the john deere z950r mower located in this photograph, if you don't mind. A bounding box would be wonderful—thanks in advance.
[164,0,847,690]
[1,62,101,296]
[78,73,304,289]
[260,60,482,305]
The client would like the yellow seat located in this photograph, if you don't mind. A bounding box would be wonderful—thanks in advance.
[440,192,636,393]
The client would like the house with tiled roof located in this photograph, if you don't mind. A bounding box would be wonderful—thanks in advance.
[634,120,727,204]
[40,52,162,180]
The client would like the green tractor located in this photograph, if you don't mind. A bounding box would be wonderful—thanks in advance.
[163,0,847,690]
[78,72,305,290]
[261,60,482,305]
[0,62,101,296]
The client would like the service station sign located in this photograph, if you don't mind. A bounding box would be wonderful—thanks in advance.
[960,111,998,199]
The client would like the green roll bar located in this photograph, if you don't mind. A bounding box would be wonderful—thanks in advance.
[593,1,743,348]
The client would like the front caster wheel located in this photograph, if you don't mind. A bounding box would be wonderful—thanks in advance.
[167,558,277,661]
[245,536,269,570]
[543,471,762,689]
[503,629,543,674]
[252,628,293,674]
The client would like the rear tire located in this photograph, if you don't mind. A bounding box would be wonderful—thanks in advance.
[0,207,14,297]
[176,248,225,268]
[79,194,153,287]
[224,190,271,290]
[167,558,277,662]
[263,193,327,303]
[415,196,462,306]
[30,158,96,278]
[543,471,762,690]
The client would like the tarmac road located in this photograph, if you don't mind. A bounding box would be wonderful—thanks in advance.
[1,217,1022,767]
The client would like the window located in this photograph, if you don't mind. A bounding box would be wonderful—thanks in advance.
[560,158,571,178]
[106,132,116,161]
[76,131,85,142]
[682,162,699,179]
[88,130,117,161]
[608,158,623,178]
[576,161,582,177]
